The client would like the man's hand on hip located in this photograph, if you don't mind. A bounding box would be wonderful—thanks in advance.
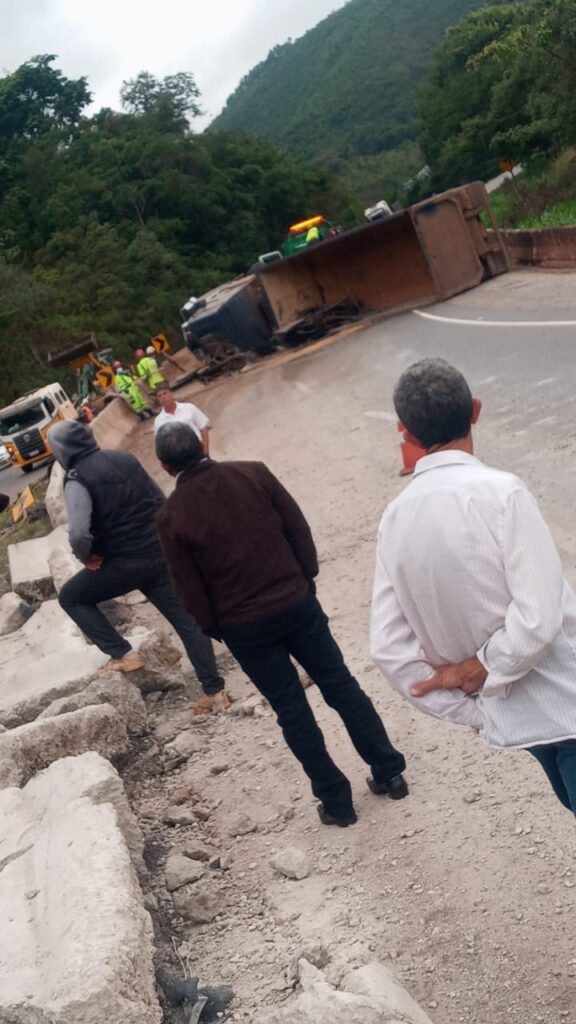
[411,656,487,698]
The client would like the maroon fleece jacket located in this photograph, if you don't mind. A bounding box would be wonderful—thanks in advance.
[156,459,319,636]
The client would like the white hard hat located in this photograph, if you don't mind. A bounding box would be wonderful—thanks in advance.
[146,345,155,355]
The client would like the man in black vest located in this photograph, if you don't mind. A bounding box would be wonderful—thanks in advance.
[47,420,229,712]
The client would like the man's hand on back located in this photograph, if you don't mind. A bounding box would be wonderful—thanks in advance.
[411,656,487,698]
[85,554,104,571]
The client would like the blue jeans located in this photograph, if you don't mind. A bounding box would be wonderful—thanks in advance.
[528,741,576,812]
[59,556,224,695]
[221,592,405,817]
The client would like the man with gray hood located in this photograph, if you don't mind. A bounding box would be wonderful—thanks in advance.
[48,420,230,712]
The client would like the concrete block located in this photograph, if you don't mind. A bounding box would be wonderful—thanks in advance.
[498,225,576,269]
[0,703,129,788]
[8,524,69,600]
[0,752,161,1024]
[0,592,32,636]
[47,542,83,592]
[38,673,148,735]
[0,599,109,728]
[92,397,139,450]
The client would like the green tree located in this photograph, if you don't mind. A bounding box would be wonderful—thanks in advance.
[418,0,576,191]
[0,54,91,148]
[418,3,516,190]
[120,70,202,127]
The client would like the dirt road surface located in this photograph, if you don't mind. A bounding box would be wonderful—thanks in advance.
[131,270,576,1024]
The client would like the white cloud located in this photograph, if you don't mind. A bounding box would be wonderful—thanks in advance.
[0,0,347,123]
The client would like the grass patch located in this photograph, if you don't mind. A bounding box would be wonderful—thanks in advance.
[485,188,513,226]
[0,475,52,578]
[517,199,576,229]
[486,149,576,229]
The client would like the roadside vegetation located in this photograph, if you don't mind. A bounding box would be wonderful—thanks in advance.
[410,0,576,206]
[0,476,51,578]
[488,149,576,228]
[0,57,356,408]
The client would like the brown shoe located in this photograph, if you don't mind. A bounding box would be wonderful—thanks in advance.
[101,650,145,674]
[192,691,231,715]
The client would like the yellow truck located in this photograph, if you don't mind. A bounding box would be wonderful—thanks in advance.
[0,383,77,473]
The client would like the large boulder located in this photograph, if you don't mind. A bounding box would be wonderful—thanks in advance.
[0,591,33,636]
[0,752,161,1024]
[0,600,128,728]
[0,703,128,788]
[38,673,148,735]
[258,959,435,1024]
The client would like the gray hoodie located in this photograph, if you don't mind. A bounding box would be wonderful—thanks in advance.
[49,420,99,469]
[48,421,101,562]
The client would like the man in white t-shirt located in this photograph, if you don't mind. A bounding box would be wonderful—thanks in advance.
[153,383,210,453]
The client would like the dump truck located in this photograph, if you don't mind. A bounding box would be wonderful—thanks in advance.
[181,183,509,359]
[0,383,77,472]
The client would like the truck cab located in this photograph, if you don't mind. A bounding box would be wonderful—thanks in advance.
[282,216,336,257]
[0,383,77,473]
[364,199,392,222]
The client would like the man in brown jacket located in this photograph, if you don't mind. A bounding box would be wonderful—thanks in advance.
[155,422,407,827]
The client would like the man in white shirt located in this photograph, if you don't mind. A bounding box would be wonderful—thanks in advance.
[370,357,576,814]
[154,383,210,453]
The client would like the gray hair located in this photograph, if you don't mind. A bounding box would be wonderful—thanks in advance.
[155,421,203,472]
[393,358,473,449]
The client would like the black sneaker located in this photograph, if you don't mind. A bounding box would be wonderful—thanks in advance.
[367,774,409,800]
[317,804,358,827]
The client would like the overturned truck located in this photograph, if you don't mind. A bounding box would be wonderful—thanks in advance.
[182,182,509,356]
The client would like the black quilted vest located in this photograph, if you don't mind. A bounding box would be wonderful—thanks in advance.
[66,449,164,559]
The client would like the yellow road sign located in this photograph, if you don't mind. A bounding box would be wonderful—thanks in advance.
[12,486,35,523]
[151,333,171,353]
[95,367,115,389]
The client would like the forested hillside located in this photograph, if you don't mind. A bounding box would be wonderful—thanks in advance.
[0,58,354,406]
[211,0,491,200]
[417,0,576,194]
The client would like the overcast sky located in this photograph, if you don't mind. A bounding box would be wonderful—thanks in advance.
[1,0,348,125]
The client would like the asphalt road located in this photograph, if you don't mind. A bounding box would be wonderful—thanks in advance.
[175,267,576,1024]
[354,270,576,572]
[0,460,51,502]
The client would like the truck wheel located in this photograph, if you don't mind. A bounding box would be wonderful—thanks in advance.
[21,465,34,474]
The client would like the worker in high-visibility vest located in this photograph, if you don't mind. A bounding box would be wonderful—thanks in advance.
[113,362,152,419]
[135,347,166,391]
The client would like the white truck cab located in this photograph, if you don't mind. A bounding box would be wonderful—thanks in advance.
[365,199,393,222]
[0,383,77,473]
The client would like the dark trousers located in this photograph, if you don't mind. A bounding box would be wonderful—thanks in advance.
[221,591,405,817]
[528,741,576,812]
[59,556,224,695]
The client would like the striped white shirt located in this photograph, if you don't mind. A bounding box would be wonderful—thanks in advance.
[370,450,576,749]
